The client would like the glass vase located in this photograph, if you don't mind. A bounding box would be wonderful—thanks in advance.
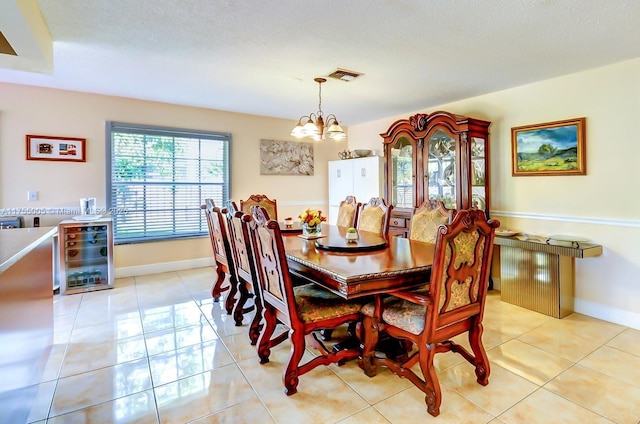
[302,222,321,237]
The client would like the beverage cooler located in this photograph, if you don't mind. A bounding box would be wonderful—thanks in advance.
[58,217,114,295]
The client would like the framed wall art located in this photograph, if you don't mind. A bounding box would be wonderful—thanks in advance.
[511,118,585,176]
[26,135,86,162]
[259,139,314,175]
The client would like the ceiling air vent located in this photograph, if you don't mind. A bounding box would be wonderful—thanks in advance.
[328,68,363,82]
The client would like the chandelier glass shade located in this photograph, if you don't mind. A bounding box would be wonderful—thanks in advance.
[290,77,346,141]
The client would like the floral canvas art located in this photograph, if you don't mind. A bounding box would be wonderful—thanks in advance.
[260,139,314,175]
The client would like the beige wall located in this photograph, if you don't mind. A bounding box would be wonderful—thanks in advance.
[3,59,638,328]
[0,83,346,272]
[348,59,640,329]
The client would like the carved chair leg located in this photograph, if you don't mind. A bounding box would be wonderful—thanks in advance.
[257,306,277,364]
[320,329,333,341]
[469,322,490,385]
[211,266,229,301]
[283,329,305,396]
[248,278,265,345]
[360,315,379,377]
[225,276,238,315]
[232,280,252,326]
[248,302,263,345]
[320,320,356,342]
[347,321,358,337]
[419,342,441,417]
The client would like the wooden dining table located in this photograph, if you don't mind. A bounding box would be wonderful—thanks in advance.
[282,224,435,299]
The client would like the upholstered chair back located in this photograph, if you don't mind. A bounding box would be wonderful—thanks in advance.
[409,199,455,243]
[336,195,360,228]
[356,197,392,235]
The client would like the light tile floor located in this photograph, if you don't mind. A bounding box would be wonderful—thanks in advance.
[4,267,640,424]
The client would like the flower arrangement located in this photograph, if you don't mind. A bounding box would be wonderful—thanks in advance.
[298,208,326,227]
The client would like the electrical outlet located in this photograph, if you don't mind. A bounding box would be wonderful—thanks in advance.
[27,191,38,202]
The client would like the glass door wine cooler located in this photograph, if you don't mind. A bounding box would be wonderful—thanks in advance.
[59,217,114,295]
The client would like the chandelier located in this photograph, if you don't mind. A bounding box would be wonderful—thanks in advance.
[290,77,346,141]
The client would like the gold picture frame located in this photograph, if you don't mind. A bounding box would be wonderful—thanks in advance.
[511,118,586,176]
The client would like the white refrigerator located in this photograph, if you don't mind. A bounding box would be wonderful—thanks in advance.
[328,156,384,224]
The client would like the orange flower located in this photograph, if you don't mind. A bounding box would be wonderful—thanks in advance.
[298,208,326,226]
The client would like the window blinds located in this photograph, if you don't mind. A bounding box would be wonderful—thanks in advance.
[106,122,231,243]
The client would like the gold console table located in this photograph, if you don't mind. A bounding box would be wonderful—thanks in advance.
[494,235,602,318]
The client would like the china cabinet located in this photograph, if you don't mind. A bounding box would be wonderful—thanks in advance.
[381,111,491,237]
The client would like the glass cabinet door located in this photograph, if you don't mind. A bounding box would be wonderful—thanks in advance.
[390,135,413,208]
[427,129,457,209]
[471,137,487,211]
[382,111,491,237]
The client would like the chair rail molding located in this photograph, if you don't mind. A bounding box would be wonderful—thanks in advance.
[277,200,327,206]
[491,210,640,228]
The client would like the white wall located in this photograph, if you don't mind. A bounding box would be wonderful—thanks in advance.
[348,59,640,329]
[0,83,346,272]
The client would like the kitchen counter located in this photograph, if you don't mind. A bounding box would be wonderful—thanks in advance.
[0,226,57,274]
[0,226,57,417]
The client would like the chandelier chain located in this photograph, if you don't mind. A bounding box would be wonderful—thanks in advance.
[317,80,323,117]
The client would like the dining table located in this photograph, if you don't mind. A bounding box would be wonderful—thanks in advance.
[282,224,435,299]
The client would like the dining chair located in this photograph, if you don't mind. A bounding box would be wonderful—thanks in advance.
[224,201,263,344]
[203,199,248,322]
[409,199,456,243]
[356,197,393,236]
[240,194,278,221]
[336,195,360,228]
[203,199,234,309]
[360,208,500,417]
[245,206,369,395]
[321,194,360,342]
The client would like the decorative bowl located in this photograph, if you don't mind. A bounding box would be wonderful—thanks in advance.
[353,149,372,158]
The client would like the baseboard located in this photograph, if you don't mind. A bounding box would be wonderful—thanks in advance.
[574,298,640,331]
[115,257,214,278]
[492,284,638,330]
[491,277,501,291]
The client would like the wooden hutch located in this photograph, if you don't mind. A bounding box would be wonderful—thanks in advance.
[381,111,491,237]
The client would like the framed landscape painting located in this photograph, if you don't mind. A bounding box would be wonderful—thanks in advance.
[511,118,586,176]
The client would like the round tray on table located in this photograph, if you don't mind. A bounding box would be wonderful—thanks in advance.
[313,226,387,252]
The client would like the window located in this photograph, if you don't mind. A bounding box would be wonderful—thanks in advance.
[106,122,230,244]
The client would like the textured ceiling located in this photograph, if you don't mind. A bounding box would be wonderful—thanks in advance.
[0,0,639,126]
